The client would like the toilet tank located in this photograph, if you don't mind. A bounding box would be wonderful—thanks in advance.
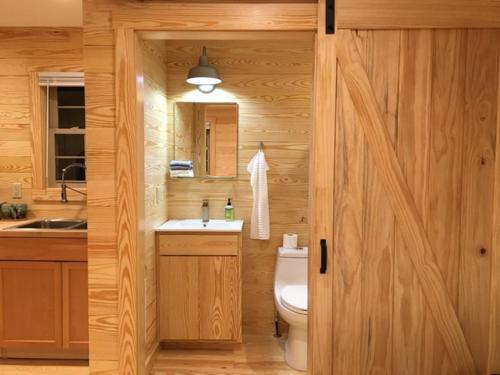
[274,247,308,288]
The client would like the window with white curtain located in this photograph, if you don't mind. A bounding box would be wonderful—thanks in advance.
[38,72,85,187]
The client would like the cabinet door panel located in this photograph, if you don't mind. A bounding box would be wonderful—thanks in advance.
[0,261,62,349]
[159,256,199,340]
[62,262,88,352]
[199,256,241,341]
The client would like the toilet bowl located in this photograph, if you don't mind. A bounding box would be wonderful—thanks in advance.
[274,246,308,371]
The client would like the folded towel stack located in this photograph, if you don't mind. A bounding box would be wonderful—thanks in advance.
[170,160,193,170]
[170,160,194,178]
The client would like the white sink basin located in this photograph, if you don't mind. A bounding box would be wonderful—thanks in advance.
[156,219,244,233]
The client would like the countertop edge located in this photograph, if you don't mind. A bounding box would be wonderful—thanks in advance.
[0,219,88,238]
[155,219,244,233]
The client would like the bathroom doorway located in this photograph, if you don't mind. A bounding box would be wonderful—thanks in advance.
[133,30,315,373]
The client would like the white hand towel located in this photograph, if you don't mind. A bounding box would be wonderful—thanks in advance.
[247,150,270,240]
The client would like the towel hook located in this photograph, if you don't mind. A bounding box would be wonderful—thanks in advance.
[259,141,264,150]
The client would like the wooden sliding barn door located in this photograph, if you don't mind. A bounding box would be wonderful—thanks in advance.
[310,2,500,374]
[309,0,336,374]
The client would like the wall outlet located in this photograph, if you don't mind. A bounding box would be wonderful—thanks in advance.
[11,183,22,199]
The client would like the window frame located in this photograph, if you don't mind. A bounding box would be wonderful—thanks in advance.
[29,71,87,202]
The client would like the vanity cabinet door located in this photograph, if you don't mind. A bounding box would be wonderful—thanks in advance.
[199,256,241,341]
[0,261,62,350]
[62,262,89,353]
[159,256,200,340]
[159,254,241,342]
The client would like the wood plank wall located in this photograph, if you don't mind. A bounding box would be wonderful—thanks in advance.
[164,39,314,334]
[139,39,168,364]
[83,1,119,373]
[83,2,315,373]
[0,28,86,219]
[333,29,500,375]
[337,0,500,29]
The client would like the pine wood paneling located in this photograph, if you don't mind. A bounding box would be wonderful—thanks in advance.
[332,28,500,375]
[336,29,493,375]
[424,29,467,375]
[359,30,399,375]
[459,29,499,375]
[112,3,317,31]
[165,38,313,336]
[337,0,500,29]
[206,104,238,177]
[83,3,317,373]
[393,29,434,375]
[307,2,336,373]
[490,34,500,372]
[0,28,85,219]
[114,28,140,375]
[332,59,365,375]
[140,39,169,365]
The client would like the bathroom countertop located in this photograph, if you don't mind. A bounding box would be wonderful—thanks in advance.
[156,219,244,233]
[0,219,87,238]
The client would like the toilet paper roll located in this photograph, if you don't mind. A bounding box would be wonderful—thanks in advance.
[283,233,298,249]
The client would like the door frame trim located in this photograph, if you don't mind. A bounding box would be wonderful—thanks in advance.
[112,5,318,374]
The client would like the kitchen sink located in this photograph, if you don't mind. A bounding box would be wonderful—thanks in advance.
[70,222,87,230]
[6,219,87,230]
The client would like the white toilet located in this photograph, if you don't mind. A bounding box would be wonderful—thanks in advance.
[274,246,308,371]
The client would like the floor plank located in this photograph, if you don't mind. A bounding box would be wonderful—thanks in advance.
[0,359,88,374]
[151,334,302,374]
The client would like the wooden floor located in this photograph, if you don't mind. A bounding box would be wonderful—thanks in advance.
[0,359,88,374]
[151,334,303,375]
[0,335,299,374]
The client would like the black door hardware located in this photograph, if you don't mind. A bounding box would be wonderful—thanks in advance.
[320,239,327,274]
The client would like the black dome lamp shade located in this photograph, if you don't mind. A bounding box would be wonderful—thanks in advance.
[186,47,221,93]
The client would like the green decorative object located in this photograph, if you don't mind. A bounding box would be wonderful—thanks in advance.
[0,203,28,219]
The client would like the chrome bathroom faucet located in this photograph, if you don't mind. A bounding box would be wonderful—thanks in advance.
[202,199,209,222]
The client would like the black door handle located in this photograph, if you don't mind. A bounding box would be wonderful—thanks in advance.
[320,239,327,274]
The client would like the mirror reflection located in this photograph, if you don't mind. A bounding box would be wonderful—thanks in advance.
[173,102,238,178]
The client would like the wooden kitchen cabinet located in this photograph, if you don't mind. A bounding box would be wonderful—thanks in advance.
[62,262,89,353]
[0,261,62,350]
[158,232,242,343]
[0,261,88,357]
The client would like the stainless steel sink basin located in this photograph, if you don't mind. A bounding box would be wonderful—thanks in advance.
[70,222,87,230]
[7,219,87,230]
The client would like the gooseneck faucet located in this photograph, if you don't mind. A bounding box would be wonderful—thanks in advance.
[60,163,87,203]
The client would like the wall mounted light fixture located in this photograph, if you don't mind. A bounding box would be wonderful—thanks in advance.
[186,47,221,94]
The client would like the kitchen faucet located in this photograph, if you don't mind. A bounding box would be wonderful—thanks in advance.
[60,163,87,203]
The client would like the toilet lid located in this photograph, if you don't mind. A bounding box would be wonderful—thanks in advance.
[280,285,307,314]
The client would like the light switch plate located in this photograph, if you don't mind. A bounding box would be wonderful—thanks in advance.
[12,183,22,199]
[155,186,160,205]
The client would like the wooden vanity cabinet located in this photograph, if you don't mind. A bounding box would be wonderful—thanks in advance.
[158,232,242,343]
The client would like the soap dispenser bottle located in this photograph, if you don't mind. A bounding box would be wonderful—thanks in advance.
[225,198,234,221]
